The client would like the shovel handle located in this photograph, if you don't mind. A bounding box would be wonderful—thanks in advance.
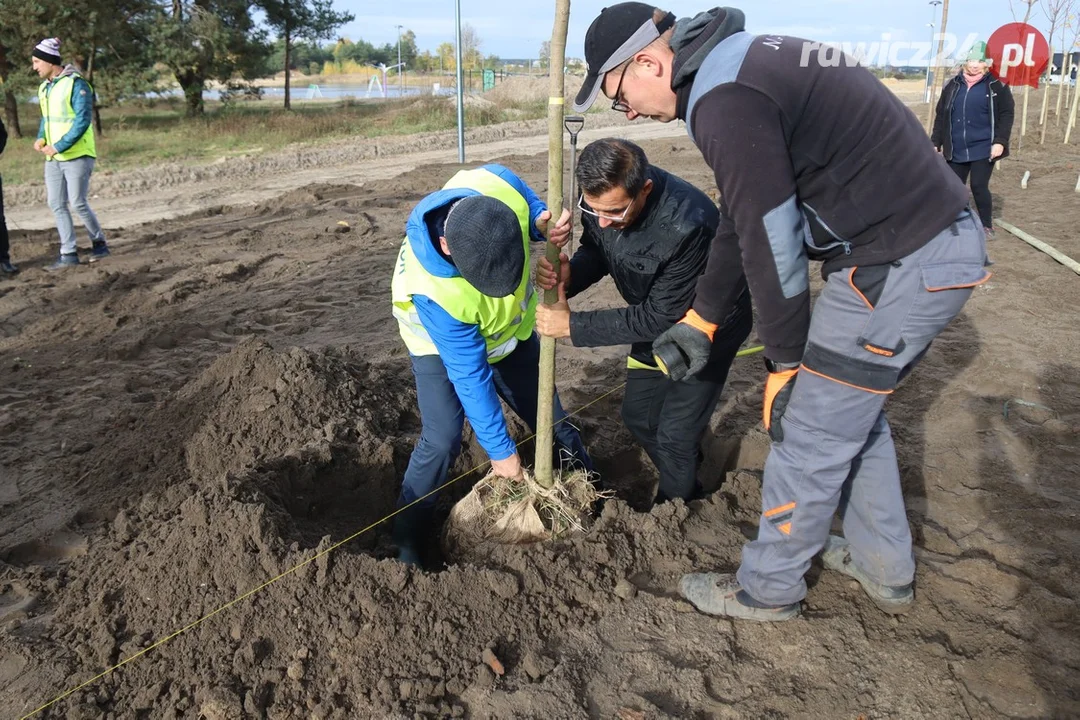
[564,115,585,139]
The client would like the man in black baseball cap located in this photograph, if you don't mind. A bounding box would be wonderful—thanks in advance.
[573,2,675,114]
[573,4,988,623]
[389,163,593,566]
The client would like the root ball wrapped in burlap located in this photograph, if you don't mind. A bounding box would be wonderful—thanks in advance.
[442,468,604,562]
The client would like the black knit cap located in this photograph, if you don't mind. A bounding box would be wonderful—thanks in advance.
[443,195,525,297]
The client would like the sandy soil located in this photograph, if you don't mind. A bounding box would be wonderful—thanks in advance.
[0,113,1078,719]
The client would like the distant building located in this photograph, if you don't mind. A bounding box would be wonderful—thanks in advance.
[1050,52,1078,83]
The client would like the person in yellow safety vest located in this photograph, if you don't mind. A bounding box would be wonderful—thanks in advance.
[390,164,594,566]
[32,38,110,270]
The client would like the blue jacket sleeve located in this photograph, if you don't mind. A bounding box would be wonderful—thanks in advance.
[38,118,46,142]
[482,163,548,242]
[413,295,517,461]
[53,78,93,153]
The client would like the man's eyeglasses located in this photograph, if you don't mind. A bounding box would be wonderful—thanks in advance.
[578,194,631,222]
[610,63,631,113]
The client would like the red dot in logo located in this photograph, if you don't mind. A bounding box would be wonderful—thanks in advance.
[986,23,1050,88]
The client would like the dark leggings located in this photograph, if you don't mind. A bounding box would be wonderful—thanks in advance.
[948,158,994,229]
[0,174,10,263]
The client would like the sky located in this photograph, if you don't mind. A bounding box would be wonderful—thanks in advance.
[333,0,1066,65]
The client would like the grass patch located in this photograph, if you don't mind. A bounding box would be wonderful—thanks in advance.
[0,95,545,187]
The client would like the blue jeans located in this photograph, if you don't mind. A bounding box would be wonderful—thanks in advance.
[399,333,592,511]
[45,156,105,256]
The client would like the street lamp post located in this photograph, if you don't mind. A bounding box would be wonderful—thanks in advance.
[925,22,935,101]
[926,1,942,103]
[455,0,465,162]
[396,24,404,98]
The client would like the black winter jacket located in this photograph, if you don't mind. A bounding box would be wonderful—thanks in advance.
[931,73,1015,162]
[567,165,750,365]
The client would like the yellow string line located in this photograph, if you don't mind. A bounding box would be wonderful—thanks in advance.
[20,381,629,719]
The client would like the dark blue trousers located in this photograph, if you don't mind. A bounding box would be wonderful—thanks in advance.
[398,333,592,511]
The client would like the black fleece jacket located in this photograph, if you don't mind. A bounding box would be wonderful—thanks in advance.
[567,165,749,365]
[673,15,969,363]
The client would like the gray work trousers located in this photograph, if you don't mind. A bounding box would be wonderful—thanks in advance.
[738,210,990,606]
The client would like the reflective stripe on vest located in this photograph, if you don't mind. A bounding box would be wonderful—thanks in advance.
[38,74,96,161]
[391,288,532,361]
[391,168,537,362]
[626,355,661,371]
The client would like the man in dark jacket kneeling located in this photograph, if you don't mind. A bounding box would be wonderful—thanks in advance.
[536,137,751,506]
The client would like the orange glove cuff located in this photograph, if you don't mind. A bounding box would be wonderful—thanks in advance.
[681,309,719,341]
[763,368,799,430]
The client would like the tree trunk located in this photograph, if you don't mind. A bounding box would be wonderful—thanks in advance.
[170,0,203,117]
[284,28,292,110]
[1056,30,1069,122]
[178,70,205,117]
[1067,69,1080,144]
[1066,53,1077,124]
[534,0,570,488]
[85,44,105,138]
[1040,45,1053,144]
[2,91,21,139]
[0,42,21,138]
[1019,85,1030,149]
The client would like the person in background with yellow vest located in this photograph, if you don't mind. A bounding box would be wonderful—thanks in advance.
[32,38,109,270]
[390,163,593,566]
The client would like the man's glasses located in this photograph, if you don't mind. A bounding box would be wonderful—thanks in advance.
[578,194,632,222]
[610,63,631,113]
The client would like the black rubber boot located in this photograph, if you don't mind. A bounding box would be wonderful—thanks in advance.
[391,504,434,567]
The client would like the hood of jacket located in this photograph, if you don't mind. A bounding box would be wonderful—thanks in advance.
[404,187,482,279]
[670,7,746,90]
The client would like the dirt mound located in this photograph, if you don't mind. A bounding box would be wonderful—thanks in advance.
[145,338,404,469]
[179,338,406,485]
